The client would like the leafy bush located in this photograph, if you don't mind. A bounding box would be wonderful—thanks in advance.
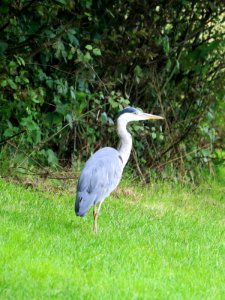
[0,0,224,180]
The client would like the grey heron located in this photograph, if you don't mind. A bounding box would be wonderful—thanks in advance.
[75,107,163,232]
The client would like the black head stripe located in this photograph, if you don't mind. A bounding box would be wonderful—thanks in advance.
[116,107,137,119]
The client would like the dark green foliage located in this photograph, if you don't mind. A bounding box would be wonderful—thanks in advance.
[0,0,224,179]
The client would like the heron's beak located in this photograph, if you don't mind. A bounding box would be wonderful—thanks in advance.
[142,113,164,120]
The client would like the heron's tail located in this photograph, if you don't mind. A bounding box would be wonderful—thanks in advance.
[75,194,82,216]
[75,191,95,217]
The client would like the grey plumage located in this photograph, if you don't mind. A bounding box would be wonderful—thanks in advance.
[74,106,163,232]
[75,147,123,216]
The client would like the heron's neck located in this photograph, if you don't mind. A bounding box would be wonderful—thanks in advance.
[117,119,132,166]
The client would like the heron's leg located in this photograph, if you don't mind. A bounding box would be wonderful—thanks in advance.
[97,200,104,215]
[93,200,104,233]
[93,205,98,233]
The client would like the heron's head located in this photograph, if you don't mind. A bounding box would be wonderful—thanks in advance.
[117,107,164,124]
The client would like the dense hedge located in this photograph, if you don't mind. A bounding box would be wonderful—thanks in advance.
[0,0,224,179]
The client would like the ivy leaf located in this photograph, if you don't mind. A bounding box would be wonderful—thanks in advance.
[151,132,157,139]
[83,51,92,62]
[85,44,93,50]
[101,112,108,124]
[93,48,101,56]
[0,80,7,87]
[7,79,17,90]
[134,65,143,77]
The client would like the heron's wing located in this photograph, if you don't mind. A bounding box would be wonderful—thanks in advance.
[77,147,123,203]
[78,148,123,196]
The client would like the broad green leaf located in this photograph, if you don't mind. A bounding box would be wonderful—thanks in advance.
[134,65,143,77]
[151,132,157,139]
[85,45,93,50]
[101,112,108,124]
[0,80,7,87]
[93,48,101,56]
[7,79,17,90]
[83,51,92,62]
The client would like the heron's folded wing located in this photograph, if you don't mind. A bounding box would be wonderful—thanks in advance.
[77,148,123,201]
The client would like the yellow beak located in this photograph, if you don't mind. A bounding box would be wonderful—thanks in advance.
[142,113,164,120]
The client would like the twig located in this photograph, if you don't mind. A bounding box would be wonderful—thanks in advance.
[86,62,110,94]
[0,130,26,145]
[154,144,211,170]
[17,123,71,169]
[6,141,47,170]
[15,171,77,180]
[132,148,146,184]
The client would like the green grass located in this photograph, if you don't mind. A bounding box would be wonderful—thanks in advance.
[0,178,224,299]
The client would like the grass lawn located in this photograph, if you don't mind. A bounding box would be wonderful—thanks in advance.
[0,177,224,299]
